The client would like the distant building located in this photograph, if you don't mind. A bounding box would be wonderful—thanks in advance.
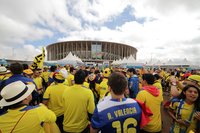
[46,40,137,63]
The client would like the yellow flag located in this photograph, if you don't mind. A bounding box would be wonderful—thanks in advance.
[31,47,45,70]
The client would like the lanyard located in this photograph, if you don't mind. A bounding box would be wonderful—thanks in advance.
[176,99,195,132]
[10,111,28,133]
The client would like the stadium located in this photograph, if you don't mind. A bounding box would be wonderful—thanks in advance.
[46,40,137,63]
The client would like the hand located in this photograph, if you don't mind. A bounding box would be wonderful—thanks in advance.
[194,112,200,120]
[176,119,190,127]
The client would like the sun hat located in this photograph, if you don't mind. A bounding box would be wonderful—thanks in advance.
[0,66,10,75]
[0,81,35,106]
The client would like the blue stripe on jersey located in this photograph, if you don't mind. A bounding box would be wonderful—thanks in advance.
[91,98,142,133]
[97,98,137,112]
[20,105,40,111]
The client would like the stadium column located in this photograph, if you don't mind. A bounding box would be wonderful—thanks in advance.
[62,43,65,58]
[105,42,107,59]
[52,45,54,60]
[109,43,111,60]
[122,46,123,59]
[126,47,127,58]
[59,43,60,59]
[59,43,61,59]
[54,45,56,60]
[76,42,77,55]
[50,47,53,60]
[81,42,82,59]
[114,43,116,60]
[56,44,58,60]
[51,45,53,60]
[119,45,121,59]
[48,48,50,60]
[85,42,88,59]
[118,44,120,59]
[67,42,69,55]
[64,43,66,58]
[53,45,55,60]
[57,43,60,60]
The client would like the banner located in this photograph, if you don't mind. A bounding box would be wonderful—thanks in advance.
[30,47,45,70]
[91,44,102,59]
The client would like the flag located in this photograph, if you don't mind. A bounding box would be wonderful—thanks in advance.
[31,47,45,70]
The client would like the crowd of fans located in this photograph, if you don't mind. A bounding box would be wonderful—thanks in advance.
[0,63,200,133]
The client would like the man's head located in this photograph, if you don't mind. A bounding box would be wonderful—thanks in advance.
[83,70,89,78]
[43,66,48,72]
[74,70,86,84]
[53,68,68,83]
[154,74,161,80]
[0,81,35,107]
[10,62,23,74]
[22,64,29,70]
[127,68,137,76]
[108,72,128,95]
[90,67,95,73]
[32,68,42,77]
[80,65,86,70]
[70,67,76,75]
[50,66,57,72]
[142,73,155,86]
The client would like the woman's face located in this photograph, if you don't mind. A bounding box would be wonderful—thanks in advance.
[141,79,147,87]
[184,87,199,103]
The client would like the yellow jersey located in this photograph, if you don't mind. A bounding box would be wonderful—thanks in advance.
[83,81,89,89]
[66,73,74,86]
[62,84,95,132]
[98,78,108,99]
[50,79,69,86]
[33,77,43,94]
[41,71,50,83]
[153,80,163,101]
[170,101,197,133]
[0,104,56,133]
[43,83,69,117]
[136,89,163,132]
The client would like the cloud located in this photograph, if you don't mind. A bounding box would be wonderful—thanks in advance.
[66,0,132,24]
[1,0,200,65]
[0,0,81,60]
[0,44,42,61]
[0,0,81,46]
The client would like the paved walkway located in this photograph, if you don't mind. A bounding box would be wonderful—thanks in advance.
[161,92,171,133]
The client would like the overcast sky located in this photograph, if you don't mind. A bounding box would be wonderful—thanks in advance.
[0,0,200,64]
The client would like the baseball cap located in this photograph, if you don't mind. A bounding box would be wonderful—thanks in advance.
[187,75,200,86]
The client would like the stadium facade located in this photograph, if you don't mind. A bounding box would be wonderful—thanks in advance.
[46,40,137,63]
